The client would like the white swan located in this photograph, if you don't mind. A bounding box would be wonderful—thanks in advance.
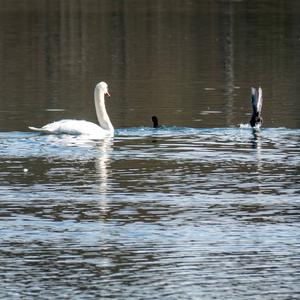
[29,82,114,137]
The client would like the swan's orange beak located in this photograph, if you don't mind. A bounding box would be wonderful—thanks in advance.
[105,92,111,97]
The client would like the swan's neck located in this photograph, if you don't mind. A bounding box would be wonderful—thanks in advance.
[94,89,114,132]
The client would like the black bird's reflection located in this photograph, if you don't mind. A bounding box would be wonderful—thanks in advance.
[251,128,262,149]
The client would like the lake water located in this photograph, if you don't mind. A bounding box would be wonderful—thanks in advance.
[0,1,299,299]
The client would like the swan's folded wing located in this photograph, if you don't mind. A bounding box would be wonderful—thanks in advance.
[29,119,111,136]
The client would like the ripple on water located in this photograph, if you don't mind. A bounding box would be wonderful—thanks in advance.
[0,127,299,299]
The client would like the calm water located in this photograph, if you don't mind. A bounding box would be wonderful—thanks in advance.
[0,1,300,299]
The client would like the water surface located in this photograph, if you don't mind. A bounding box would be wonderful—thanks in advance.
[1,127,299,299]
[0,0,300,299]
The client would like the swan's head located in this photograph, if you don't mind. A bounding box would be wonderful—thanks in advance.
[96,81,110,97]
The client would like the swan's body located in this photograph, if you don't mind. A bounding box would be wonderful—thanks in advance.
[29,82,114,137]
[250,87,263,128]
[29,119,110,136]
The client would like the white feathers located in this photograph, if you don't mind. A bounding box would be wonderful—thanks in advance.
[29,82,114,138]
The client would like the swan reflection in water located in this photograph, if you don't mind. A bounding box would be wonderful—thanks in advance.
[42,134,113,214]
[94,137,113,215]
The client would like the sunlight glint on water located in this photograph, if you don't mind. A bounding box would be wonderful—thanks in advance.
[0,127,299,299]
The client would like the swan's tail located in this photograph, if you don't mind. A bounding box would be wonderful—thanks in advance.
[250,87,263,128]
[28,126,52,134]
